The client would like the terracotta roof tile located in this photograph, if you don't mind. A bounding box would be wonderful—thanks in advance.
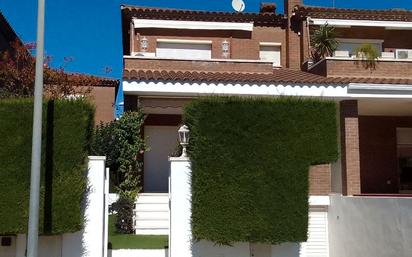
[295,5,412,22]
[124,68,412,85]
[121,5,287,27]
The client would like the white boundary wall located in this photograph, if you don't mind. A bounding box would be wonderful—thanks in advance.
[83,156,107,257]
[328,194,412,257]
[1,156,108,257]
[169,157,192,257]
[169,157,330,257]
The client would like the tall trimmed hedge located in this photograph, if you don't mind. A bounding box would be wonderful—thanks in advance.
[0,98,94,234]
[184,97,338,245]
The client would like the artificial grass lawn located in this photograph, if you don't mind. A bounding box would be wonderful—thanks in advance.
[108,215,168,249]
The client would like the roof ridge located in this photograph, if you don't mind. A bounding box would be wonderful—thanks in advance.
[300,5,412,14]
[121,4,285,17]
[0,11,23,45]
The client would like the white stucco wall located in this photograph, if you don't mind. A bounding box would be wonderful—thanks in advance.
[82,156,107,257]
[62,232,84,257]
[1,157,107,257]
[193,241,251,257]
[169,157,192,257]
[169,157,329,257]
[328,194,412,257]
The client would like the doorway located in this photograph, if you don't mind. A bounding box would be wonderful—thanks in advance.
[397,128,412,193]
[144,125,179,192]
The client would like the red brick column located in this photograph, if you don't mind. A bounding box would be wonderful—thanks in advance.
[309,164,332,195]
[340,100,361,195]
[284,0,302,70]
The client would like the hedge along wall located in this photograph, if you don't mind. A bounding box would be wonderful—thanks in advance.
[184,97,338,245]
[0,98,94,235]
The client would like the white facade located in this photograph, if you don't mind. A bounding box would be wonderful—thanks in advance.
[123,80,412,99]
[168,157,330,257]
[0,157,108,257]
[328,195,412,257]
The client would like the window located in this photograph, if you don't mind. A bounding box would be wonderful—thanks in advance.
[259,43,281,66]
[336,39,383,57]
[156,39,212,60]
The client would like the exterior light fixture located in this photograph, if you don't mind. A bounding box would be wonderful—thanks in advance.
[140,36,149,52]
[178,125,190,157]
[222,40,230,58]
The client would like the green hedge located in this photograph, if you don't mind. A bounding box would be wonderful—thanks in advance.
[0,98,94,234]
[184,97,338,245]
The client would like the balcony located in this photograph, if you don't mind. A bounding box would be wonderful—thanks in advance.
[308,52,412,80]
[124,56,275,73]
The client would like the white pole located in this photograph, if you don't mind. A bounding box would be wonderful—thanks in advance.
[27,0,45,256]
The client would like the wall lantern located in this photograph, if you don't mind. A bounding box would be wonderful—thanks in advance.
[178,124,190,157]
[140,36,149,52]
[222,40,230,58]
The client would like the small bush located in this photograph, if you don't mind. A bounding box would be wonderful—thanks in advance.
[112,198,135,234]
[184,97,338,245]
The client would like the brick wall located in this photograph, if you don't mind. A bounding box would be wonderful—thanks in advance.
[131,26,287,64]
[124,58,274,73]
[89,86,115,125]
[326,59,412,79]
[340,100,361,196]
[309,164,332,195]
[284,0,303,70]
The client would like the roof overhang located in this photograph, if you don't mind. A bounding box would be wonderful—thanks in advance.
[309,18,412,30]
[123,80,412,99]
[133,18,254,31]
[348,83,412,94]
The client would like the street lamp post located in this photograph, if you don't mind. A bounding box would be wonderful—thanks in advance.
[27,0,45,257]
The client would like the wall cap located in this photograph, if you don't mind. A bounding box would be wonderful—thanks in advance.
[169,156,190,162]
[88,156,107,161]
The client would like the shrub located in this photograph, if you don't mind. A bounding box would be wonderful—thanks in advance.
[91,111,146,233]
[111,198,135,234]
[184,97,338,245]
[355,43,380,69]
[0,98,94,234]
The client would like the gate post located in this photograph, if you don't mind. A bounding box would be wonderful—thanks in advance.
[169,156,191,257]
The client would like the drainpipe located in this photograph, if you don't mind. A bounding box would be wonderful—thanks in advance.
[306,17,313,67]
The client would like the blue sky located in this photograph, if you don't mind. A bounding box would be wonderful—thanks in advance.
[1,0,411,79]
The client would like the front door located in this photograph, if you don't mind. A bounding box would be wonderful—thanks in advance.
[144,125,179,192]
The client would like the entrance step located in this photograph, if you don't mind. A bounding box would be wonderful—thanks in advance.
[134,193,169,235]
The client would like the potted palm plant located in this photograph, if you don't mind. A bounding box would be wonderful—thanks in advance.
[310,23,339,63]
